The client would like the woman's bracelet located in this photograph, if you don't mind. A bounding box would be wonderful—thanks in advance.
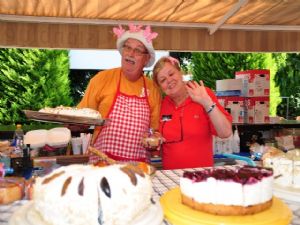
[206,103,216,114]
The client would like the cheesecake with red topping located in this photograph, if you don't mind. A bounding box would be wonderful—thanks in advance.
[180,165,273,215]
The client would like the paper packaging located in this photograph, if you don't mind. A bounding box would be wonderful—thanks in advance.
[235,69,270,97]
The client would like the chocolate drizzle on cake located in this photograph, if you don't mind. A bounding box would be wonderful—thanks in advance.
[78,177,84,196]
[100,177,111,198]
[61,176,72,196]
[42,171,65,185]
[120,165,145,186]
[151,197,155,204]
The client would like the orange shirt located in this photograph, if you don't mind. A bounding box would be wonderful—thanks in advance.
[78,67,161,134]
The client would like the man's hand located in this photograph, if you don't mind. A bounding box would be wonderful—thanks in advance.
[65,124,90,133]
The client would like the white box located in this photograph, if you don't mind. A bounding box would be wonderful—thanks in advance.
[235,70,270,97]
[216,79,243,92]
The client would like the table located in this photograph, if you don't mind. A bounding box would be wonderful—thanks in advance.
[1,168,300,225]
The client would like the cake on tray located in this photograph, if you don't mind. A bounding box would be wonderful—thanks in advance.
[180,165,273,216]
[39,106,101,119]
[10,163,162,225]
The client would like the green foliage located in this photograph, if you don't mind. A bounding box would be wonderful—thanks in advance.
[267,53,286,116]
[190,52,268,90]
[69,69,99,106]
[0,48,72,125]
[274,53,300,119]
[170,52,192,73]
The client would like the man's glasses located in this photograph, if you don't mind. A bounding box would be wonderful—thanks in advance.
[161,116,183,144]
[122,44,148,56]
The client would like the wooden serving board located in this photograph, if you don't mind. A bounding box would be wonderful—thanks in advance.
[23,110,106,126]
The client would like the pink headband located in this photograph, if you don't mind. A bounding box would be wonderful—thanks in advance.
[113,24,158,43]
[167,56,180,66]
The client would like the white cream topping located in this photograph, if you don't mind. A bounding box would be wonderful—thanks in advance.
[261,176,273,202]
[39,106,101,119]
[293,161,300,188]
[215,180,243,206]
[243,181,262,206]
[195,177,217,204]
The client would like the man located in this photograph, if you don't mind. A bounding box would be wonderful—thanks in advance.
[78,24,161,162]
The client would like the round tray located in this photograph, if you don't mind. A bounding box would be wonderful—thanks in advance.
[160,187,292,225]
[24,110,106,126]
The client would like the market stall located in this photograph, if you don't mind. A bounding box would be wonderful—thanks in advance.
[0,1,300,224]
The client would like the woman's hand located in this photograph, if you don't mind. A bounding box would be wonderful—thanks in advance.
[185,80,213,109]
[141,131,164,151]
[186,80,232,138]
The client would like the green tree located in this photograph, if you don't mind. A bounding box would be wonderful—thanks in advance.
[0,48,72,124]
[69,69,99,105]
[170,52,192,73]
[190,52,268,89]
[274,53,300,119]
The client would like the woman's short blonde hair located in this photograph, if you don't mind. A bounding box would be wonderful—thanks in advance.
[152,56,181,86]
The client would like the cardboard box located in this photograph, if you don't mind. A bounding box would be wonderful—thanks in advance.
[217,96,246,123]
[235,70,270,97]
[245,97,270,123]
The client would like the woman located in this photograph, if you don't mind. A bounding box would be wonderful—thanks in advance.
[153,57,232,169]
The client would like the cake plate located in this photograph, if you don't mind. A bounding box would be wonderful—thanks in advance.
[9,200,164,225]
[160,187,292,225]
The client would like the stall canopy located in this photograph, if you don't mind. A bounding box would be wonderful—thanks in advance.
[0,0,300,52]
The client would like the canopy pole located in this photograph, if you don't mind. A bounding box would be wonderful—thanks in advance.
[209,0,248,35]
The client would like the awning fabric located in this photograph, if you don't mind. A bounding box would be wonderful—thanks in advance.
[0,0,299,52]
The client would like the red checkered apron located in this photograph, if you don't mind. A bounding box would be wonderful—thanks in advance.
[92,73,150,162]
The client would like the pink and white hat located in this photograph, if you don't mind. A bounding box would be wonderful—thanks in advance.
[113,24,158,67]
